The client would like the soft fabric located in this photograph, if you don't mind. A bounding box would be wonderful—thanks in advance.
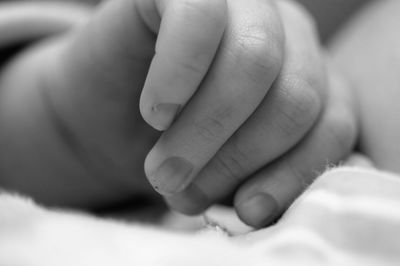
[1,167,399,266]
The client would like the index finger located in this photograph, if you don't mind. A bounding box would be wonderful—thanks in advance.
[139,0,228,130]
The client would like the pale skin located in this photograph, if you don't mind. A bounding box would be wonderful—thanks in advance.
[0,0,382,228]
[330,0,400,173]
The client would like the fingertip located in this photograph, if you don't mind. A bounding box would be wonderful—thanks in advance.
[164,185,210,215]
[144,148,194,196]
[139,97,167,131]
[146,103,181,131]
[235,192,280,228]
[144,148,167,194]
[140,87,181,130]
[344,154,375,168]
[152,103,181,129]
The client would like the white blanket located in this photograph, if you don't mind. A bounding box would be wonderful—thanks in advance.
[1,167,399,266]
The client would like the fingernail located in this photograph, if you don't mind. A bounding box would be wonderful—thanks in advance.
[237,193,279,228]
[149,157,194,195]
[151,103,181,130]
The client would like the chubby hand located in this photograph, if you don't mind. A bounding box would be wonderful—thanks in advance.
[0,0,357,218]
[139,0,359,227]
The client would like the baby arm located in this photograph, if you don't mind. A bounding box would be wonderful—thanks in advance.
[330,0,400,172]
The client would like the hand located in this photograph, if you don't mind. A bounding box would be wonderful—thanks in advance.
[139,0,359,227]
[0,0,357,216]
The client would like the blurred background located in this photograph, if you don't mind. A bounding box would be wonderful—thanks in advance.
[3,0,371,42]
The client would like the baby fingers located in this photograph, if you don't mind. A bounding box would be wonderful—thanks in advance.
[235,66,358,228]
[164,0,326,215]
[144,0,284,196]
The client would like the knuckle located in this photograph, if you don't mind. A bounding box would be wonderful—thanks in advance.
[283,61,326,99]
[193,116,226,142]
[280,43,328,106]
[208,142,250,183]
[300,69,327,103]
[232,30,284,82]
[274,75,322,137]
[173,55,208,77]
[193,106,232,142]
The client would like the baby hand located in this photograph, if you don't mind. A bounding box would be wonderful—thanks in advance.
[139,0,359,227]
[0,0,357,218]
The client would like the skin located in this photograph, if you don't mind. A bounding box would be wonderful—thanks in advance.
[0,0,358,227]
[329,0,400,173]
[141,0,358,228]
